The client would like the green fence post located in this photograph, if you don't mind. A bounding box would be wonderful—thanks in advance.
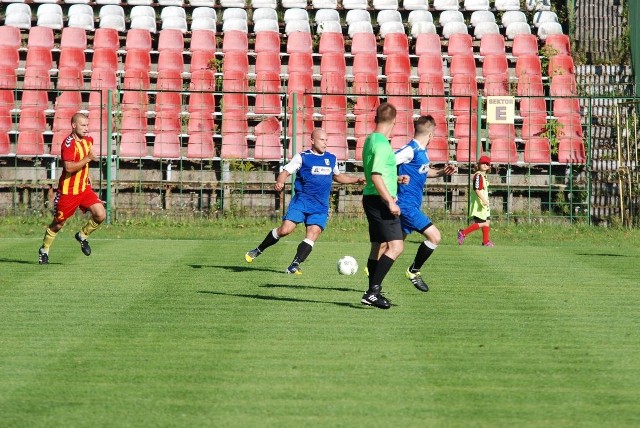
[106,89,113,224]
[587,97,592,225]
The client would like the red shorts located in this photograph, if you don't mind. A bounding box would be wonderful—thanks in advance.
[53,189,102,223]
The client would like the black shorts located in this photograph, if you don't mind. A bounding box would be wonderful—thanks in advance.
[362,195,403,243]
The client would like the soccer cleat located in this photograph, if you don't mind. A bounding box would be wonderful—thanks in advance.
[457,229,466,245]
[482,241,495,247]
[405,267,429,292]
[38,248,49,265]
[285,261,302,275]
[360,285,391,309]
[245,248,261,263]
[75,232,91,256]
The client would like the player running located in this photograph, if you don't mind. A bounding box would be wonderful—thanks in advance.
[245,129,364,274]
[395,115,456,291]
[38,113,106,264]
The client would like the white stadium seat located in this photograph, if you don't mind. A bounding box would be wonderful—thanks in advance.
[313,0,338,8]
[527,0,551,11]
[343,0,368,10]
[378,10,402,24]
[317,21,343,34]
[442,21,468,39]
[37,14,63,30]
[433,0,459,11]
[253,8,278,21]
[439,10,465,26]
[100,5,124,19]
[464,0,489,11]
[220,0,246,6]
[192,7,217,21]
[470,11,495,27]
[251,0,278,7]
[36,3,62,18]
[473,21,500,40]
[162,16,188,33]
[127,0,154,5]
[282,0,308,7]
[403,0,429,11]
[130,16,157,33]
[505,21,532,40]
[191,17,217,31]
[222,8,248,21]
[533,10,558,28]
[159,0,183,5]
[502,11,528,28]
[495,0,521,10]
[408,10,433,26]
[346,9,370,25]
[285,20,311,35]
[5,12,32,30]
[315,9,340,24]
[189,0,216,6]
[130,6,155,20]
[411,21,437,37]
[100,15,126,32]
[537,22,563,40]
[254,19,280,33]
[284,8,309,23]
[68,13,95,31]
[348,21,374,38]
[373,0,399,10]
[379,21,405,38]
[222,18,249,33]
[161,6,187,20]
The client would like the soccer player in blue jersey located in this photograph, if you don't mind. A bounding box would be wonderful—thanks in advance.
[395,115,456,291]
[245,129,365,274]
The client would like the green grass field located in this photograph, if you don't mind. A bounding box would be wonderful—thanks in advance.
[1,219,639,427]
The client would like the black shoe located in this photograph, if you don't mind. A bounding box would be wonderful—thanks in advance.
[406,267,429,292]
[360,285,391,309]
[38,248,49,265]
[75,232,91,256]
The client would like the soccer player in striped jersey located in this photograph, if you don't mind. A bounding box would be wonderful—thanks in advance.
[245,129,364,275]
[458,155,494,247]
[395,115,456,292]
[38,113,106,264]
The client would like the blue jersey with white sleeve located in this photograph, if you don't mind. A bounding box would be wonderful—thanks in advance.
[395,140,430,211]
[283,150,339,211]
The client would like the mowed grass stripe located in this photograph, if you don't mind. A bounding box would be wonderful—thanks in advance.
[1,225,639,427]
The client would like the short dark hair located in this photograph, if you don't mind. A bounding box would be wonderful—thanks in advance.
[374,102,397,124]
[414,115,436,137]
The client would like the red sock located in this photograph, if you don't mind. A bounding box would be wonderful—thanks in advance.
[463,223,480,236]
[482,226,490,244]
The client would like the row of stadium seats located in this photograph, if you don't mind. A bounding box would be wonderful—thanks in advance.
[0,0,552,11]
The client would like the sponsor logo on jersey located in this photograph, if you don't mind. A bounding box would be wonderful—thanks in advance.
[311,166,332,175]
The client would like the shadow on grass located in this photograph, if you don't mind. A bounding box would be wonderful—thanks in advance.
[188,264,285,274]
[0,257,49,265]
[575,253,629,257]
[197,290,367,310]
[260,283,361,293]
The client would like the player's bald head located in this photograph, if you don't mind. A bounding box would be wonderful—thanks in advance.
[311,128,327,140]
[71,112,88,125]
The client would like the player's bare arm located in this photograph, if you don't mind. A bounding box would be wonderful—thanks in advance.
[333,174,365,185]
[427,164,457,178]
[274,170,291,192]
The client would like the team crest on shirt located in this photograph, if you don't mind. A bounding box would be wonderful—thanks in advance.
[419,164,430,174]
[324,159,330,166]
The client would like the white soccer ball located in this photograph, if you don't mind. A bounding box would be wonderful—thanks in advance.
[337,256,358,276]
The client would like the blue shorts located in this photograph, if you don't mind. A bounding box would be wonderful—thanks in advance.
[283,197,328,230]
[399,205,432,235]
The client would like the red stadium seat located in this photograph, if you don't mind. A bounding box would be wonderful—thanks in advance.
[220,132,248,159]
[91,68,117,90]
[124,69,150,91]
[355,136,367,161]
[57,67,84,90]
[519,97,547,117]
[354,113,376,139]
[320,52,346,75]
[55,91,82,109]
[415,33,442,56]
[254,117,283,160]
[51,130,70,156]
[126,29,153,51]
[187,110,214,134]
[417,53,444,77]
[427,137,449,163]
[512,34,539,57]
[26,47,53,71]
[0,25,21,50]
[0,47,19,69]
[484,73,509,96]
[222,51,249,74]
[479,33,506,56]
[222,30,248,53]
[186,132,215,159]
[517,74,544,96]
[255,31,281,53]
[451,74,478,97]
[120,108,147,133]
[124,49,151,72]
[450,54,476,76]
[420,96,446,115]
[286,72,313,111]
[384,54,411,76]
[190,50,215,72]
[321,72,347,94]
[353,73,380,114]
[190,30,217,53]
[153,132,181,159]
[52,108,76,132]
[20,90,49,110]
[189,69,215,92]
[550,74,578,96]
[521,114,547,140]
[23,68,51,90]
[157,70,183,91]
[448,33,473,56]
[351,33,377,55]
[557,136,586,163]
[454,114,478,141]
[254,72,281,115]
[155,110,181,132]
[94,28,121,50]
[158,29,184,52]
[419,73,445,95]
[557,114,583,137]
[515,55,542,77]
[455,137,480,163]
[158,50,184,73]
[319,32,344,54]
[386,74,412,112]
[321,94,347,117]
[93,48,119,71]
[28,27,54,49]
[0,107,12,132]
[553,98,580,117]
[524,137,551,164]
[287,32,313,54]
[255,51,281,74]
[17,131,45,156]
[548,54,575,76]
[383,33,409,56]
[482,54,508,76]
[0,90,15,110]
[61,27,87,50]
[545,34,571,55]
[490,138,518,164]
[119,132,148,158]
[353,54,379,76]
[488,123,516,140]
[288,52,313,74]
[59,48,86,72]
